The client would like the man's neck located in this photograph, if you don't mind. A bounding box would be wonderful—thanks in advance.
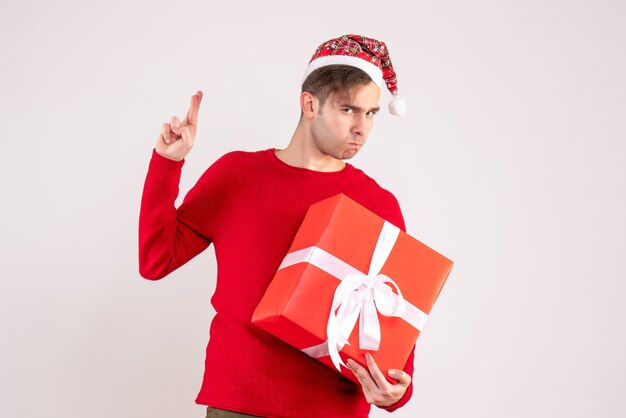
[276,126,346,172]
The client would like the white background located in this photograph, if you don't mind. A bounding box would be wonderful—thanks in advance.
[1,1,625,417]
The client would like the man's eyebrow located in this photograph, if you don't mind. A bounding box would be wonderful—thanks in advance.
[338,103,381,113]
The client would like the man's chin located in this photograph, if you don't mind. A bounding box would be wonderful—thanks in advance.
[339,149,360,160]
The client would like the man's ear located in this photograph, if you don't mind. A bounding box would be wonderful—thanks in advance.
[300,92,319,118]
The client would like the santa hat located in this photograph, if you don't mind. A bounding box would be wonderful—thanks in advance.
[303,34,406,116]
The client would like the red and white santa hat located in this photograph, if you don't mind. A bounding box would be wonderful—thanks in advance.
[303,34,406,116]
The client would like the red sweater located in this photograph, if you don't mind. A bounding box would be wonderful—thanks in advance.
[139,148,414,418]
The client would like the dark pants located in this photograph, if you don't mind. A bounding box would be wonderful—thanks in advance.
[206,406,260,418]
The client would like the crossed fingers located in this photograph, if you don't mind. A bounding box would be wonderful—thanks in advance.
[161,91,203,145]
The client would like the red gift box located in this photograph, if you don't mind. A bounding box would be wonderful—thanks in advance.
[252,193,453,384]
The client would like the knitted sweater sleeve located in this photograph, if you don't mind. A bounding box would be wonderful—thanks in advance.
[138,149,231,280]
[368,189,415,413]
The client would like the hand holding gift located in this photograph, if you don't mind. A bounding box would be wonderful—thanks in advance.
[347,353,412,407]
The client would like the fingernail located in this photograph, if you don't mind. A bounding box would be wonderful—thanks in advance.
[389,370,397,377]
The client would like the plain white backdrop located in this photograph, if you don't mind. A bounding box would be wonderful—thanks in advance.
[1,1,625,417]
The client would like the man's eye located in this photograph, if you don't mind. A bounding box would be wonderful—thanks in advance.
[366,111,377,117]
[342,108,353,113]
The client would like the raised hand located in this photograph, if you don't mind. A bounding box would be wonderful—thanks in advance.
[155,90,203,161]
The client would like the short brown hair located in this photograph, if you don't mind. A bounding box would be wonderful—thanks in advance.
[301,65,373,109]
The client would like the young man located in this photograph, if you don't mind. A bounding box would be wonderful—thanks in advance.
[139,35,414,417]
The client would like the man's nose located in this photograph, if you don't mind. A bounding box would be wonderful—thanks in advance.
[351,114,368,137]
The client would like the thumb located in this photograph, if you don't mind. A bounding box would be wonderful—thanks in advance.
[388,369,411,386]
[170,116,182,135]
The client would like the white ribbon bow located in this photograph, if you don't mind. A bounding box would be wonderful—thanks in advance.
[326,271,406,370]
[324,221,406,370]
[278,221,429,371]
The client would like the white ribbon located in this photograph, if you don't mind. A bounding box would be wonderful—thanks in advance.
[278,221,429,371]
[325,271,406,370]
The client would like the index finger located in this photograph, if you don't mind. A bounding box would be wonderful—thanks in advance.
[364,353,389,389]
[347,358,379,395]
[185,90,203,127]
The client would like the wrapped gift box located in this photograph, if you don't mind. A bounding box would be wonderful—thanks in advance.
[252,193,453,384]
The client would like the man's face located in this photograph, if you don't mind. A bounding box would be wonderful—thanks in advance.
[310,81,381,160]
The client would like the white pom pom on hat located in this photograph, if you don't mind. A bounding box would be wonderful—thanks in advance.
[303,34,406,116]
[389,95,407,116]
